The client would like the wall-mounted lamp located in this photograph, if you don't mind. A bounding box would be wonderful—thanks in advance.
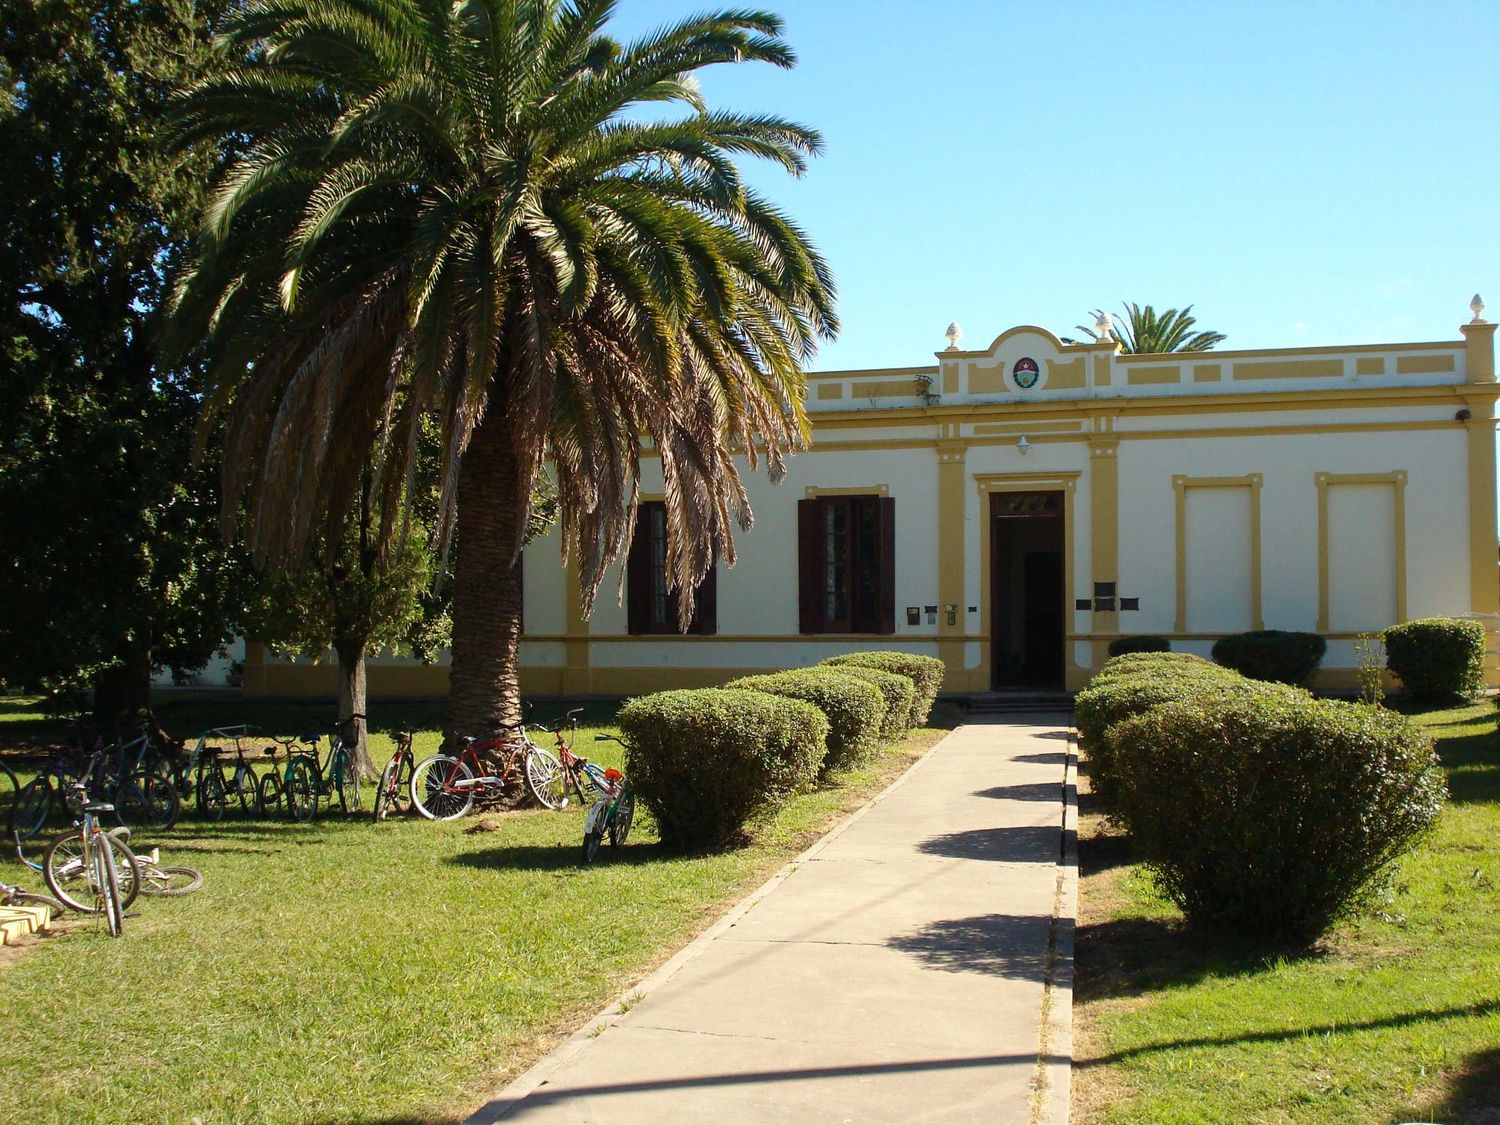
[1017,434,1031,456]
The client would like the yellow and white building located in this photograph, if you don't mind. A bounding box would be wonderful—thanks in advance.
[244,301,1500,698]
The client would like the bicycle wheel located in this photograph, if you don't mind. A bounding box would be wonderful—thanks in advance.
[410,755,474,821]
[99,835,128,935]
[8,776,52,842]
[44,830,143,913]
[334,750,360,814]
[525,746,568,810]
[582,826,604,864]
[608,787,635,847]
[126,769,181,830]
[285,758,318,822]
[198,768,227,822]
[372,756,411,822]
[257,771,283,818]
[8,889,66,920]
[139,864,204,896]
[234,768,257,815]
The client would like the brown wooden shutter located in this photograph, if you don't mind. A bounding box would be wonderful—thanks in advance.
[798,498,822,634]
[626,513,650,635]
[691,564,718,635]
[877,496,896,635]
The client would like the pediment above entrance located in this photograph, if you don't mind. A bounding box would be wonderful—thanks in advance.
[936,324,1100,400]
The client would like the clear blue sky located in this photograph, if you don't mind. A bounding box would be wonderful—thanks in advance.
[612,0,1500,371]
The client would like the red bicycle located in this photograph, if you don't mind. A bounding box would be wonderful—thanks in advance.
[409,724,534,821]
[523,709,605,811]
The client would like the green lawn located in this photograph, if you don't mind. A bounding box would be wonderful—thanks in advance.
[0,694,954,1123]
[1074,701,1500,1124]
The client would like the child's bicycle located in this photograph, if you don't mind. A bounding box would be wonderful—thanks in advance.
[580,735,635,864]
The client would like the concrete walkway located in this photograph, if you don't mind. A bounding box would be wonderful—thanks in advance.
[469,715,1078,1125]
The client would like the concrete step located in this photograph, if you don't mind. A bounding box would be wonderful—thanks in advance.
[0,903,54,944]
[966,693,1074,714]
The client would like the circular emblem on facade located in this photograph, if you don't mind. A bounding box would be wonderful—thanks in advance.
[1012,356,1040,389]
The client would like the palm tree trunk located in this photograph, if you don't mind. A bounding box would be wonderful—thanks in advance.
[446,408,525,746]
[334,635,373,779]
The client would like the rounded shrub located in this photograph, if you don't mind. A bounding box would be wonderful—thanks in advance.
[619,689,828,851]
[1110,694,1444,940]
[1210,630,1327,686]
[1107,635,1171,657]
[1096,651,1217,683]
[821,665,915,740]
[1075,666,1298,800]
[727,669,885,774]
[821,651,945,726]
[1383,617,1487,703]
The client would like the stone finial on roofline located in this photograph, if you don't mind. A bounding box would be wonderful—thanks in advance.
[945,322,962,350]
[1472,294,1487,324]
[1094,310,1114,341]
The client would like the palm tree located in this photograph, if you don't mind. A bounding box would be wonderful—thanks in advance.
[165,0,837,740]
[1072,303,1226,353]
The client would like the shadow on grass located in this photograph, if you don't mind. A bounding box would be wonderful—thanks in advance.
[1430,1046,1500,1125]
[1074,915,1329,1005]
[1077,824,1135,877]
[1434,722,1500,804]
[447,841,670,872]
[887,913,1050,979]
[1076,997,1500,1069]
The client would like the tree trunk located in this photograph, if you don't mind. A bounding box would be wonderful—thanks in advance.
[92,646,153,721]
[334,635,374,780]
[446,407,525,748]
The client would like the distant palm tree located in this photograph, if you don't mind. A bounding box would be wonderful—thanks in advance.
[1072,303,1226,353]
[166,0,837,739]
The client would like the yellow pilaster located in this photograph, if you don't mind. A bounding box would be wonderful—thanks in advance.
[1088,431,1120,671]
[936,436,971,687]
[561,555,592,694]
[242,640,268,698]
[1461,319,1499,682]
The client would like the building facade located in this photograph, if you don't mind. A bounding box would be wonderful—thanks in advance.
[244,306,1500,697]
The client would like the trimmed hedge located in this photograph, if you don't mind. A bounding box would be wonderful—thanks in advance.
[1075,664,1298,799]
[821,651,945,726]
[1095,651,1217,682]
[1107,635,1171,657]
[823,666,915,740]
[1110,693,1444,939]
[619,689,828,850]
[1211,630,1327,686]
[1383,617,1487,703]
[727,669,885,774]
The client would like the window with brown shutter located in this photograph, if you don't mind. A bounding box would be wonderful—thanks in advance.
[797,495,894,634]
[626,502,717,635]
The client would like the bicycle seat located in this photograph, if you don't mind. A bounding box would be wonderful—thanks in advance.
[299,733,320,744]
[457,734,479,748]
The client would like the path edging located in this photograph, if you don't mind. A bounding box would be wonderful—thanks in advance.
[1032,724,1078,1124]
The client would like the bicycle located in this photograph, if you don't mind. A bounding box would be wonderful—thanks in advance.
[372,727,417,823]
[580,735,635,864]
[36,758,143,935]
[409,722,538,821]
[96,715,181,830]
[103,826,204,896]
[525,708,604,811]
[1,878,66,923]
[190,726,262,821]
[282,715,363,821]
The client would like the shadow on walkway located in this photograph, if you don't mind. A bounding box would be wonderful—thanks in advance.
[917,825,1058,863]
[886,913,1050,979]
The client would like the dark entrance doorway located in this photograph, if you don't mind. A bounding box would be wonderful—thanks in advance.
[990,491,1065,689]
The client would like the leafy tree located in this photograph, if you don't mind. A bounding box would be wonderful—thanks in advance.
[1071,303,1226,354]
[166,0,838,744]
[0,0,243,713]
